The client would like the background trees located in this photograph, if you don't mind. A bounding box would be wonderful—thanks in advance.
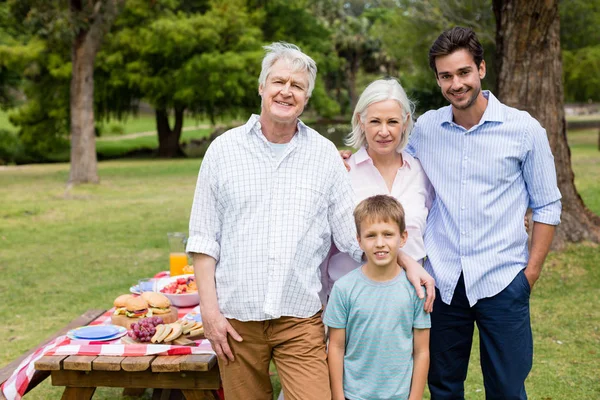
[0,0,599,249]
[559,0,600,103]
[96,0,264,157]
[493,0,600,247]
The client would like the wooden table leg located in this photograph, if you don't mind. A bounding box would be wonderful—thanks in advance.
[61,387,96,400]
[181,389,220,400]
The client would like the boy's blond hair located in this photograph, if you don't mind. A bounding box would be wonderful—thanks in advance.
[354,195,406,235]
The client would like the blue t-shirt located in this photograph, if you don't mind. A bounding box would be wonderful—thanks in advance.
[323,268,431,400]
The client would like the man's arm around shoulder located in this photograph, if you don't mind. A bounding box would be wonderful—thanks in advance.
[192,253,242,365]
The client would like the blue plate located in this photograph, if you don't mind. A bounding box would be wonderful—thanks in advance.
[183,311,202,323]
[70,325,121,340]
[67,326,127,342]
[129,285,141,294]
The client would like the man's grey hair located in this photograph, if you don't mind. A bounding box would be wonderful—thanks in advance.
[345,78,415,153]
[258,42,317,97]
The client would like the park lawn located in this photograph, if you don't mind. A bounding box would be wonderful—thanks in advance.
[96,113,208,137]
[0,131,599,399]
[95,128,212,158]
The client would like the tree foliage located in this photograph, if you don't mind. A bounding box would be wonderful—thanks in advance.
[0,0,598,164]
[560,0,600,102]
[369,0,496,113]
[2,0,71,160]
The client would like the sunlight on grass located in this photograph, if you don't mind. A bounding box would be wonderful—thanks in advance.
[97,113,209,136]
[95,128,211,158]
[0,131,598,399]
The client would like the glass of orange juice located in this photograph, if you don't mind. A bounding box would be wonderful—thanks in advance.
[167,232,189,276]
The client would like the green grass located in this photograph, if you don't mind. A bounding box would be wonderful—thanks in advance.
[0,131,598,399]
[0,109,18,132]
[95,128,212,158]
[566,114,600,122]
[568,129,600,213]
[97,113,208,136]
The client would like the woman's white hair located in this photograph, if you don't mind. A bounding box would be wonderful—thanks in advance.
[258,42,317,97]
[345,78,415,152]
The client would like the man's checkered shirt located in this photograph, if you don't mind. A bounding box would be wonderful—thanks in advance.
[187,115,363,321]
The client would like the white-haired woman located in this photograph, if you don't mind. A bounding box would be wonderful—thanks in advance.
[320,78,434,301]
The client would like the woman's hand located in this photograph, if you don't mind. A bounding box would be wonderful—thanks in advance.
[339,150,353,171]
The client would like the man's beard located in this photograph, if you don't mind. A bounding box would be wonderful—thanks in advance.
[446,85,480,110]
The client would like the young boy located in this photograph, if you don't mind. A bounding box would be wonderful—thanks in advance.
[324,195,430,400]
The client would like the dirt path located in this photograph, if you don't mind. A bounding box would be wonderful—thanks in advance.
[96,124,212,141]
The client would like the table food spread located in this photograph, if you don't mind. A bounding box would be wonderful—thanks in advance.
[0,271,217,400]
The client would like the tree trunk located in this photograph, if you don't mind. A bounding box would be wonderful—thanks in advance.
[493,0,600,249]
[68,0,124,185]
[156,107,186,158]
[69,27,99,184]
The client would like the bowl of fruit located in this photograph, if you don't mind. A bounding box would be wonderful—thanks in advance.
[156,274,199,307]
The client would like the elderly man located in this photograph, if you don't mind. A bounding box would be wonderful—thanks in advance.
[187,42,433,400]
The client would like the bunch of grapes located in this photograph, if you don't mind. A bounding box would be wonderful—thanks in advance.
[128,317,164,342]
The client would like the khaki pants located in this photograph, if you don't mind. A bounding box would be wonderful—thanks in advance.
[219,311,330,400]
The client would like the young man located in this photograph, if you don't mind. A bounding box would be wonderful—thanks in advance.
[324,195,430,400]
[407,27,562,399]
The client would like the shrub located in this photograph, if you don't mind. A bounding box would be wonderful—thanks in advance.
[0,129,23,165]
[107,122,125,135]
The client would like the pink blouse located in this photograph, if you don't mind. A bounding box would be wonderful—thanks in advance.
[320,146,435,303]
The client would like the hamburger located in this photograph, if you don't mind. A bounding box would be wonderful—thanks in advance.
[141,292,171,315]
[113,294,134,316]
[125,296,151,318]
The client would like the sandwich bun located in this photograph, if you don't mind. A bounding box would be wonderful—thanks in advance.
[125,296,148,313]
[141,292,171,308]
[114,294,134,308]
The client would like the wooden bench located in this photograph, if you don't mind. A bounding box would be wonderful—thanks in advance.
[0,309,106,399]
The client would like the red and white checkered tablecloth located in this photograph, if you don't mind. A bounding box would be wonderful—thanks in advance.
[1,304,215,400]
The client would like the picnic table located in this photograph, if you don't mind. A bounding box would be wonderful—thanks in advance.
[34,349,219,400]
[1,307,221,400]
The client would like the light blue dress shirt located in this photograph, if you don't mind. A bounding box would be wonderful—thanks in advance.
[407,91,562,306]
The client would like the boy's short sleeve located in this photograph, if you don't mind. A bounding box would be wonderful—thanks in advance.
[323,283,348,329]
[413,286,431,329]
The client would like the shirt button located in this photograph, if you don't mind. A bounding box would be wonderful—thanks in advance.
[461,206,466,210]
[462,180,466,185]
[461,231,466,235]
[463,156,468,160]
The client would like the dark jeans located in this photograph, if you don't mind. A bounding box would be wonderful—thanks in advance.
[429,271,533,400]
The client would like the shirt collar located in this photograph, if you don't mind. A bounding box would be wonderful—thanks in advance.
[479,91,504,124]
[355,146,412,169]
[246,114,307,138]
[439,90,505,127]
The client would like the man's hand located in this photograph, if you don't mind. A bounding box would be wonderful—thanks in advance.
[406,265,435,313]
[523,267,540,291]
[398,252,435,312]
[202,310,243,365]
[339,150,352,171]
[523,221,556,292]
